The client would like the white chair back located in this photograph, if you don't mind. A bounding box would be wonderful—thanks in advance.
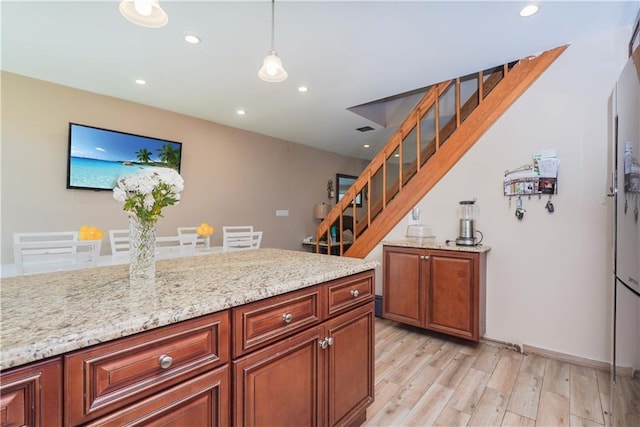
[177,227,209,249]
[109,229,130,258]
[156,234,197,259]
[222,226,253,250]
[13,239,102,275]
[14,231,79,248]
[223,229,262,251]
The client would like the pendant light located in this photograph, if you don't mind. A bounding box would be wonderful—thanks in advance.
[258,0,288,82]
[119,0,168,28]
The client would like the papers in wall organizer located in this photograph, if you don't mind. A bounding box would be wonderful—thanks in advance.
[504,149,559,196]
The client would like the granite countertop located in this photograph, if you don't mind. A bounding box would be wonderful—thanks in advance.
[0,248,377,370]
[382,239,491,253]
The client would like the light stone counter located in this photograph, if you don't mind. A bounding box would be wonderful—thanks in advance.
[0,248,377,370]
[383,239,491,253]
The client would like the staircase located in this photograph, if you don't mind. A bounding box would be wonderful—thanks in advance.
[314,45,567,258]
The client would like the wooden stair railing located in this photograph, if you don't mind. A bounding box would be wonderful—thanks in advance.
[315,45,567,258]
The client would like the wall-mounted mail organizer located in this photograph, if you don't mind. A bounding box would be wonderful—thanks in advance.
[504,151,560,220]
[503,165,558,197]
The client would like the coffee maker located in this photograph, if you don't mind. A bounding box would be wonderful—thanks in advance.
[455,199,481,246]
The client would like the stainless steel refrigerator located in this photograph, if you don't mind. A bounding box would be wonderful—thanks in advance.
[610,32,640,426]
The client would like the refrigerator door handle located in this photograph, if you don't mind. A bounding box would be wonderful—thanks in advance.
[607,170,617,197]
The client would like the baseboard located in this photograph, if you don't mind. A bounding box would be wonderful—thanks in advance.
[480,336,522,353]
[522,344,632,375]
[481,338,635,377]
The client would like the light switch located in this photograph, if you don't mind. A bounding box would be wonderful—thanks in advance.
[276,210,289,217]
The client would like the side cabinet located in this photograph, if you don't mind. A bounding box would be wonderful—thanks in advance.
[0,358,62,427]
[383,245,486,341]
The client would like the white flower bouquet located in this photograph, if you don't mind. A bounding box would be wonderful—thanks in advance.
[113,167,184,223]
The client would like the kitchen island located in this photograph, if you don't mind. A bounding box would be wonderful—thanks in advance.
[1,248,377,426]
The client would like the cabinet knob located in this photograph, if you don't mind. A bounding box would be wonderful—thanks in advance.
[282,313,293,323]
[350,289,359,298]
[319,337,334,350]
[158,354,173,369]
[421,255,430,260]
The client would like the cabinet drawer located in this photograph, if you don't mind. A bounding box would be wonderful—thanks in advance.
[327,271,374,317]
[83,365,229,427]
[232,286,323,357]
[65,311,229,426]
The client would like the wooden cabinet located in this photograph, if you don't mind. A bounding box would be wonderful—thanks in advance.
[383,245,486,341]
[233,302,374,427]
[0,358,62,427]
[233,271,375,427]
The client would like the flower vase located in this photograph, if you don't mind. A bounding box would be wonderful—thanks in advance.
[203,236,211,251]
[129,217,157,283]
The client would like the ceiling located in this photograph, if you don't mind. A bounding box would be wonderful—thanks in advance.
[2,1,638,160]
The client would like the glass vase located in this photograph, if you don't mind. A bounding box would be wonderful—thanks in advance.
[129,216,157,283]
[203,235,211,251]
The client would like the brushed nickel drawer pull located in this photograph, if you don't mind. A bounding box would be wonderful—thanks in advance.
[282,313,293,323]
[350,289,359,298]
[158,354,173,369]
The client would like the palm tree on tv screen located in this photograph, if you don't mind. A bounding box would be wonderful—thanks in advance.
[158,144,180,169]
[136,148,152,164]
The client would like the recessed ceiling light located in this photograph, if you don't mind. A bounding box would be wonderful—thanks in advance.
[363,144,370,148]
[519,4,539,17]
[394,153,400,158]
[237,109,246,115]
[298,86,309,92]
[135,79,146,85]
[185,34,201,44]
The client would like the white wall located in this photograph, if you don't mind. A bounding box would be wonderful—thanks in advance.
[366,26,632,364]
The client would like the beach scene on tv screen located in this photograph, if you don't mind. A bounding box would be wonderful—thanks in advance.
[69,124,181,190]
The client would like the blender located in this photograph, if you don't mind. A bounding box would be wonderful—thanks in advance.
[455,199,481,246]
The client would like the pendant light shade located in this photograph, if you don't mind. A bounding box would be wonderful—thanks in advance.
[258,51,288,82]
[258,0,287,82]
[119,0,168,28]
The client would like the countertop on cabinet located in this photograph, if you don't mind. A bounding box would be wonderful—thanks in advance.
[382,239,491,253]
[0,248,377,370]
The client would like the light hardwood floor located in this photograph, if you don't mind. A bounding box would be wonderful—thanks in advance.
[363,318,639,427]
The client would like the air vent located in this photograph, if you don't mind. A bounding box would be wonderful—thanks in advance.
[356,126,375,132]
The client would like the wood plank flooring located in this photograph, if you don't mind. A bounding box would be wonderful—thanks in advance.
[364,318,639,427]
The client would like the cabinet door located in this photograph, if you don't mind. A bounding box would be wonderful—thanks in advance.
[383,246,425,326]
[233,325,324,427]
[325,302,374,427]
[83,366,229,427]
[426,251,479,340]
[0,358,62,427]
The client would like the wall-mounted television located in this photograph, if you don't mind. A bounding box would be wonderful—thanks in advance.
[66,123,182,191]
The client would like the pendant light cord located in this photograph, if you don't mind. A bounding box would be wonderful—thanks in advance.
[270,0,275,52]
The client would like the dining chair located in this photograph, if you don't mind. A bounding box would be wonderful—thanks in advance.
[109,229,130,258]
[13,239,102,275]
[156,234,197,259]
[223,228,262,251]
[177,227,209,249]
